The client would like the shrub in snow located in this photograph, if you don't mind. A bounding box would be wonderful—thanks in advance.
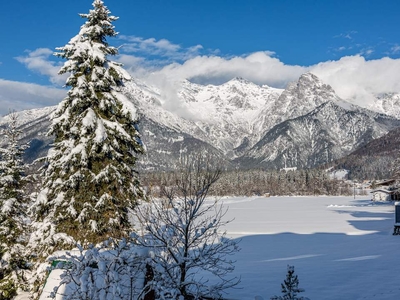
[0,112,30,299]
[49,238,147,300]
[134,154,240,299]
[30,0,144,255]
[271,265,309,300]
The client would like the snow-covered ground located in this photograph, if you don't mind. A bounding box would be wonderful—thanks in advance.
[215,196,399,300]
[328,168,348,180]
[35,196,398,300]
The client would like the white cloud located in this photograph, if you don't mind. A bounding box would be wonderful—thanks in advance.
[0,79,66,116]
[142,52,400,106]
[334,31,358,40]
[133,52,400,113]
[119,35,203,61]
[120,36,180,54]
[336,46,346,52]
[310,55,400,106]
[143,51,307,88]
[357,47,374,57]
[12,40,400,117]
[15,48,66,85]
[390,44,400,54]
[123,51,307,118]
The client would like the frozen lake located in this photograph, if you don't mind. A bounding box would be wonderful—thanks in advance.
[216,196,399,300]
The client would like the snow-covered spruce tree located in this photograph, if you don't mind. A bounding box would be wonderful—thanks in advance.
[134,154,240,299]
[270,265,309,300]
[31,0,144,254]
[0,112,30,299]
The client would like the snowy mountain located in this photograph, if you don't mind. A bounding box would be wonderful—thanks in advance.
[256,72,342,131]
[237,100,400,169]
[2,73,400,171]
[123,77,283,159]
[367,93,400,119]
[137,117,229,171]
[0,107,54,163]
[331,125,400,180]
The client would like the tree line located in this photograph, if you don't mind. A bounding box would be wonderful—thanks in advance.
[141,168,356,198]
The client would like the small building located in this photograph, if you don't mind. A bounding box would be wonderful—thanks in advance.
[376,179,396,187]
[371,188,400,201]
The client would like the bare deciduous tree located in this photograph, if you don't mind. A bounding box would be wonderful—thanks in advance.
[134,154,240,299]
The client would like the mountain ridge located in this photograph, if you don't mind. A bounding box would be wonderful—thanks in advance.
[1,72,399,171]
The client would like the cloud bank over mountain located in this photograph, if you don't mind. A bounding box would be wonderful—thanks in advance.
[125,49,400,114]
[3,39,400,116]
[0,79,66,117]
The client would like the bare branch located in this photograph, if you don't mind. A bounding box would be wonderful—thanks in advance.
[134,153,240,299]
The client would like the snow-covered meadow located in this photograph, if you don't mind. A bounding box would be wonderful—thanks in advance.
[217,196,399,300]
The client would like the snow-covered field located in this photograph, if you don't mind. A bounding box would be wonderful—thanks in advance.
[217,196,399,300]
[35,196,399,300]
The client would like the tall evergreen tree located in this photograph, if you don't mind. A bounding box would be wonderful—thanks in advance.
[31,0,144,252]
[0,112,29,299]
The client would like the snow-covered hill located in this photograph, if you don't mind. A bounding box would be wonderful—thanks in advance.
[2,73,400,171]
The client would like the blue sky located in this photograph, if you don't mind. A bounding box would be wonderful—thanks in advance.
[1,0,400,115]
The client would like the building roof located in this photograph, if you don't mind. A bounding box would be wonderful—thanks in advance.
[371,187,400,194]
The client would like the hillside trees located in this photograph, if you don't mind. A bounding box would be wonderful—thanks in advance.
[0,112,30,299]
[142,168,349,197]
[30,0,144,256]
[391,156,400,186]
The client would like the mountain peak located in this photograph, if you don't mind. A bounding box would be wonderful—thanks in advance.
[299,72,319,80]
[228,76,252,84]
[298,72,324,86]
[293,72,336,96]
